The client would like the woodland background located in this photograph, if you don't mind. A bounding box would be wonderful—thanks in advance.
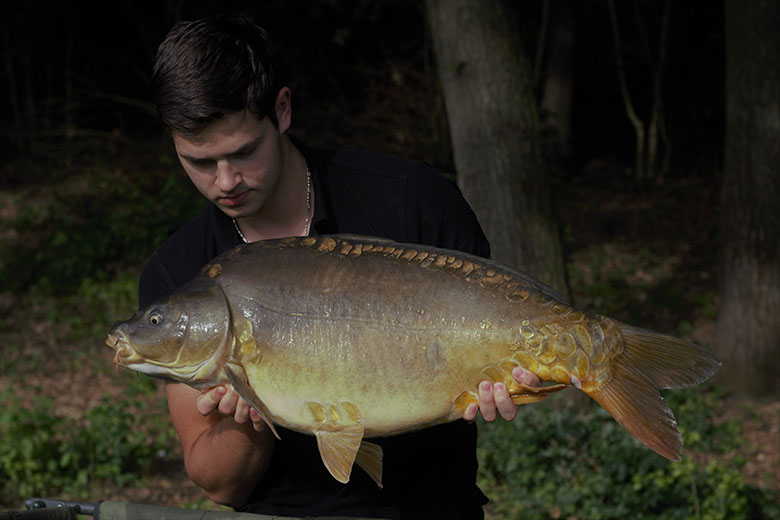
[1,1,778,518]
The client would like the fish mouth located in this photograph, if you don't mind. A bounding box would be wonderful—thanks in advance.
[105,333,140,367]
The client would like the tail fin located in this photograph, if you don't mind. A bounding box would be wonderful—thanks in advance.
[587,322,720,461]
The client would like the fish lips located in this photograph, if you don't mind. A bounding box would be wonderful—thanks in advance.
[105,332,139,367]
[105,332,182,382]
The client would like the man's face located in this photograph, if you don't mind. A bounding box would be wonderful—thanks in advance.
[172,110,285,219]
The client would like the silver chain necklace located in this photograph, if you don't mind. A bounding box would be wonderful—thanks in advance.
[232,161,312,243]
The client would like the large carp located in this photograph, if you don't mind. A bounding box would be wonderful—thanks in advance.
[106,235,719,486]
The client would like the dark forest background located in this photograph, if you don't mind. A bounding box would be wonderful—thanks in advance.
[2,1,779,518]
[1,0,723,174]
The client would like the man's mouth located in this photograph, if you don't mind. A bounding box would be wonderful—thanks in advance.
[220,191,249,206]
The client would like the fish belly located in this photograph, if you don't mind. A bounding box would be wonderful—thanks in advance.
[241,321,512,437]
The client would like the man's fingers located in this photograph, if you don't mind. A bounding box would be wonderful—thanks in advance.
[217,386,240,416]
[196,385,257,426]
[234,395,250,424]
[463,403,478,422]
[513,366,541,387]
[196,385,226,415]
[494,382,518,421]
[477,380,497,422]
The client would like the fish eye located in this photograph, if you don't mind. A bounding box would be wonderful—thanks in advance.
[148,311,164,326]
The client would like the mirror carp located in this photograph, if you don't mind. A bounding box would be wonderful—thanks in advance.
[106,235,720,487]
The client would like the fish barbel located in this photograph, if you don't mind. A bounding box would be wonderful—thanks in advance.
[106,235,719,486]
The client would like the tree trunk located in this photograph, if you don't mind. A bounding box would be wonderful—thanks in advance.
[716,0,780,396]
[425,0,568,297]
[540,0,575,161]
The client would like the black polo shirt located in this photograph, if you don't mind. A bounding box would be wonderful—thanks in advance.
[138,139,491,520]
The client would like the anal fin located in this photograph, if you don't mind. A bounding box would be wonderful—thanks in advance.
[509,393,550,405]
[509,382,569,405]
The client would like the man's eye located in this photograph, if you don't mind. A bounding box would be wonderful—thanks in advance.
[233,147,255,159]
[190,159,214,168]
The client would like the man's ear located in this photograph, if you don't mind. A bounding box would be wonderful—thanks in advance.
[275,87,292,133]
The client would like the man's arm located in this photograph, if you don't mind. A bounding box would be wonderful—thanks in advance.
[166,382,276,506]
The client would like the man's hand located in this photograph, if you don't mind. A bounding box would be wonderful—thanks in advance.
[196,385,266,431]
[462,367,541,422]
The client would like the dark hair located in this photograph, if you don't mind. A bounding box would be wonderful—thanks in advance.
[152,14,280,135]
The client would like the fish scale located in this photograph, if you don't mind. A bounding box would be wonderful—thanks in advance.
[106,234,720,487]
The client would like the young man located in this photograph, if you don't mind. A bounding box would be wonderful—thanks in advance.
[140,14,539,520]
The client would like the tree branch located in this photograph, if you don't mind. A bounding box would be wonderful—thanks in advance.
[607,0,646,179]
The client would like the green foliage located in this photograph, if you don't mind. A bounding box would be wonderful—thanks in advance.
[47,273,140,343]
[0,379,175,504]
[566,248,635,319]
[0,162,203,295]
[77,379,174,487]
[477,388,779,520]
[566,247,720,343]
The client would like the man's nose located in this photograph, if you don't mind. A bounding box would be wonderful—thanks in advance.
[215,159,241,192]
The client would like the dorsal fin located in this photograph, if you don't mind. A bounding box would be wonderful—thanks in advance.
[333,234,394,244]
[327,234,568,303]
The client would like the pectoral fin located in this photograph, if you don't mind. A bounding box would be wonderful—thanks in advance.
[314,424,366,484]
[224,362,280,440]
